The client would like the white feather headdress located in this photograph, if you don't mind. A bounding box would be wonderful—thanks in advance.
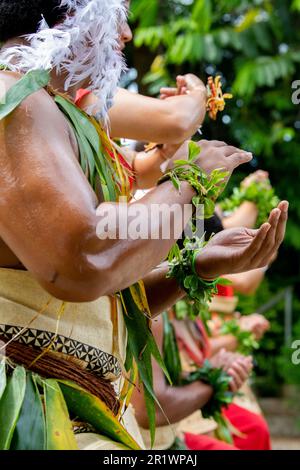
[0,0,127,119]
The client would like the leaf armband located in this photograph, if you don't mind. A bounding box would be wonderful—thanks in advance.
[183,360,235,443]
[158,142,228,220]
[220,179,279,227]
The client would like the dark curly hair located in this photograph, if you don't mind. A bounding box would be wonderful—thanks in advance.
[0,1,68,42]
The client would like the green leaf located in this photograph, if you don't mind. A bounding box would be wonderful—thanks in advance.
[122,287,171,447]
[10,373,46,450]
[214,414,233,444]
[44,379,78,450]
[0,359,6,401]
[0,366,26,450]
[59,380,141,450]
[173,159,188,166]
[188,141,201,162]
[204,198,216,218]
[54,95,117,202]
[55,96,97,181]
[162,312,182,384]
[0,70,50,120]
[217,278,233,287]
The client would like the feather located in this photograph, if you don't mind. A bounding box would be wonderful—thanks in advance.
[0,0,127,122]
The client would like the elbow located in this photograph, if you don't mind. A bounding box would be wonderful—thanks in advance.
[38,243,118,303]
[39,259,112,303]
[168,119,196,143]
[163,114,199,144]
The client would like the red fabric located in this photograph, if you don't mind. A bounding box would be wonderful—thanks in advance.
[217,284,235,297]
[185,403,271,451]
[184,432,238,450]
[75,88,91,106]
[224,403,272,450]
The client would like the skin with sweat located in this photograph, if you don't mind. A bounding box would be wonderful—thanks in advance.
[0,2,289,310]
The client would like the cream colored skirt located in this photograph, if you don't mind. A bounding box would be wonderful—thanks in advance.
[0,267,145,450]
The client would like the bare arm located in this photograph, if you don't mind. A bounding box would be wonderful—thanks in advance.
[222,201,258,229]
[131,316,213,428]
[209,335,238,355]
[143,203,287,317]
[79,87,207,144]
[143,263,184,317]
[0,73,195,303]
[224,269,266,295]
[122,143,181,190]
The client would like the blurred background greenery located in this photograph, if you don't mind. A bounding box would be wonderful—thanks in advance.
[125,0,300,396]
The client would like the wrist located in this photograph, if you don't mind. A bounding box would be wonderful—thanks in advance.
[158,174,197,199]
[196,382,214,406]
[189,87,207,103]
[195,252,219,281]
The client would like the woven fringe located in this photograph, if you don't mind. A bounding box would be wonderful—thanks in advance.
[1,336,120,416]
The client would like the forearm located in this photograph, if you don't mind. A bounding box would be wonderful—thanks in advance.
[143,263,185,317]
[225,269,266,295]
[209,335,238,355]
[131,143,182,190]
[155,382,213,426]
[137,381,213,428]
[109,88,207,144]
[222,201,258,229]
[41,181,195,302]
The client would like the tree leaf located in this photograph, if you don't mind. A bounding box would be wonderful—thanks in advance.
[162,313,182,384]
[10,373,46,450]
[0,359,6,401]
[188,141,201,162]
[0,366,26,449]
[0,70,50,120]
[44,379,78,450]
[59,380,141,450]
[122,287,171,447]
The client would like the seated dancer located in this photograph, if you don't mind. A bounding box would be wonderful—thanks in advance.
[0,0,288,451]
[172,315,271,450]
[132,314,271,451]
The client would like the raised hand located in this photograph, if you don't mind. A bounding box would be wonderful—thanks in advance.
[210,349,253,392]
[160,74,206,100]
[241,170,270,189]
[195,201,289,280]
[238,314,270,341]
[168,139,253,187]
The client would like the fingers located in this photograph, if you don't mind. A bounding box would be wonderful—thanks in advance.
[228,358,252,391]
[242,170,269,188]
[177,75,187,86]
[257,208,281,258]
[228,371,240,393]
[228,365,246,391]
[244,224,271,263]
[200,139,227,148]
[274,201,289,248]
[160,87,179,99]
[256,202,289,266]
[229,151,253,169]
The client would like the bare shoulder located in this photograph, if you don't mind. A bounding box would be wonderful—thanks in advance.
[0,70,69,136]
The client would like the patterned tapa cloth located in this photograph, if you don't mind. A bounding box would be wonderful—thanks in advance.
[0,267,145,449]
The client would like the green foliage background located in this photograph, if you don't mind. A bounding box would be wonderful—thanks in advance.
[127,0,300,393]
